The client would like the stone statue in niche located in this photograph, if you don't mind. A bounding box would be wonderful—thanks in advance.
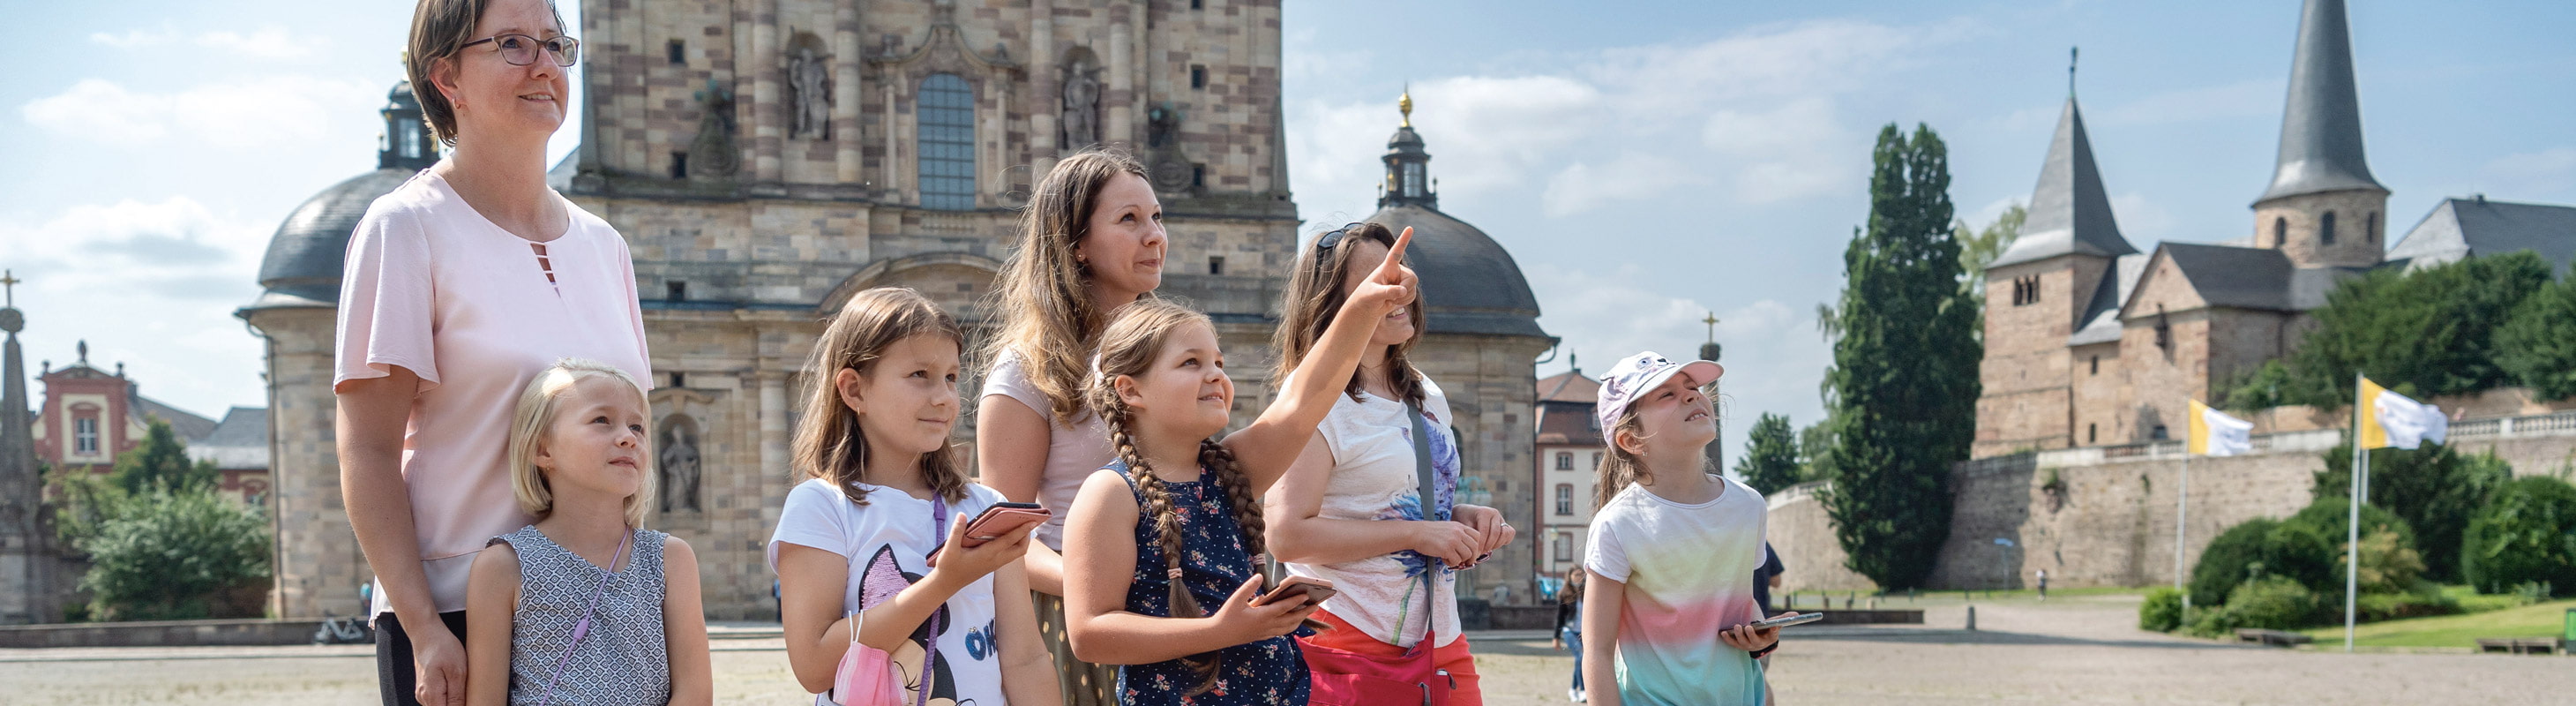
[788,45,832,140]
[658,416,702,514]
[1146,102,1181,148]
[687,79,739,177]
[1060,56,1099,148]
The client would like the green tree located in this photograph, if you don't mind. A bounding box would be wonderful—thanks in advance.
[1734,412,1802,495]
[2312,441,2510,582]
[2282,252,2553,404]
[113,418,218,496]
[1818,124,1981,590]
[2494,274,2576,401]
[1955,203,2026,299]
[2461,476,2576,596]
[78,490,272,620]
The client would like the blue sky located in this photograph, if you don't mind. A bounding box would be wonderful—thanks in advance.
[4,1,2572,465]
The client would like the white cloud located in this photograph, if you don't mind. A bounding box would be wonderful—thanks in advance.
[1288,18,1972,220]
[2096,79,2283,127]
[90,24,313,59]
[1542,152,1698,216]
[0,198,272,418]
[21,76,379,148]
[1524,263,1833,465]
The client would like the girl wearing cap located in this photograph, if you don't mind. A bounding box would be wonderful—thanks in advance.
[1262,222,1515,702]
[1579,351,1793,706]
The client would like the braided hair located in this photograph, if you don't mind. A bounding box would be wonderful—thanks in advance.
[1087,299,1320,695]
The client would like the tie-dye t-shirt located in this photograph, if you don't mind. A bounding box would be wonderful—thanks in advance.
[1584,476,1768,705]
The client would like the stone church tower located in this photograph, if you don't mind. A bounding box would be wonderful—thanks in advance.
[1972,0,2395,457]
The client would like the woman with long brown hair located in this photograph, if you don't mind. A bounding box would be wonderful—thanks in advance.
[976,147,1164,703]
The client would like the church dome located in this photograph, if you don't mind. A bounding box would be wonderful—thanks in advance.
[1360,202,1547,338]
[243,82,442,312]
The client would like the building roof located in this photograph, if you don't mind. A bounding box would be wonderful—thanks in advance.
[2067,252,2149,345]
[131,395,218,441]
[2386,197,2576,274]
[1537,369,1599,404]
[2118,242,2364,319]
[1361,203,1549,339]
[1994,97,2137,269]
[188,406,269,470]
[247,168,415,310]
[2255,0,2385,203]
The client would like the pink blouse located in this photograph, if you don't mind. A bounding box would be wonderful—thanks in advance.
[334,170,652,615]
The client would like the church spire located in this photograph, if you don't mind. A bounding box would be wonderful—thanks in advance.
[1989,71,2133,269]
[2256,0,2384,204]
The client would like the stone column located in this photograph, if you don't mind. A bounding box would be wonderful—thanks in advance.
[249,307,362,619]
[1029,0,1058,177]
[1105,13,1133,147]
[759,373,790,494]
[749,0,782,182]
[834,1,863,184]
[882,80,901,196]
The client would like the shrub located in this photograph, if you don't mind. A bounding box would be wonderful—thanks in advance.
[2462,477,2576,596]
[2314,442,2509,582]
[2193,515,2339,607]
[78,490,272,620]
[2139,586,2184,632]
[2227,575,2325,630]
[2183,604,2242,638]
[2284,499,2420,594]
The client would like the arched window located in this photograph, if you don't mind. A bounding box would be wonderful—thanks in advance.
[2367,211,2378,244]
[2273,217,2287,248]
[917,73,975,210]
[2320,211,2337,245]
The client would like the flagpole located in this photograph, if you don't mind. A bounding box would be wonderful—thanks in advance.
[2345,373,2364,652]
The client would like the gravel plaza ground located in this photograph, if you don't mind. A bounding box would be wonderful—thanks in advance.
[7,592,2575,704]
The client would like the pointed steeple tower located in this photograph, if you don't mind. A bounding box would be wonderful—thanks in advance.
[1989,62,2134,270]
[2253,0,2387,268]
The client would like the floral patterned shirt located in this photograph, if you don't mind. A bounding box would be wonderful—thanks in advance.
[1109,459,1310,706]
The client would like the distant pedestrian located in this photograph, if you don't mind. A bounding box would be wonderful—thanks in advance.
[1752,542,1785,617]
[2037,568,2049,601]
[1554,570,1587,702]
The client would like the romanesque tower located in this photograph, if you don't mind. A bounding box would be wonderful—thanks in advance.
[1973,73,2136,457]
[2251,0,2387,267]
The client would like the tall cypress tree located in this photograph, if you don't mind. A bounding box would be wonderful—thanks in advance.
[1820,124,1980,589]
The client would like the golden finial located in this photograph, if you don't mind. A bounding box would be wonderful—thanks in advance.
[1398,83,1412,128]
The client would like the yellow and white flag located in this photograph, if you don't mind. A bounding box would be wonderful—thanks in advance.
[2358,378,2448,450]
[2188,400,2253,456]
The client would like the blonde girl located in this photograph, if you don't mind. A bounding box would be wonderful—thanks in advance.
[1061,229,1419,705]
[463,359,710,706]
[1579,352,1794,706]
[977,148,1164,704]
[769,288,1059,705]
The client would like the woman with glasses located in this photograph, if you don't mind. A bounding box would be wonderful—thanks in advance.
[1263,222,1514,703]
[335,2,659,704]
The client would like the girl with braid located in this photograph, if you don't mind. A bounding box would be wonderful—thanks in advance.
[1061,229,1419,705]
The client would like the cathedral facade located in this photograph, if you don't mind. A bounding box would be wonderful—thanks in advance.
[244,0,1550,620]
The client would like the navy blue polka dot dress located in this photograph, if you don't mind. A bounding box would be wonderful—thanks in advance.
[1107,459,1310,706]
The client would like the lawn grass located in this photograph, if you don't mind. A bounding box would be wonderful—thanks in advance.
[2298,597,2576,649]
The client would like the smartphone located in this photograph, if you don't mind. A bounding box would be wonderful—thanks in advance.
[1746,612,1823,630]
[959,502,1049,548]
[927,503,1049,567]
[1254,575,1337,607]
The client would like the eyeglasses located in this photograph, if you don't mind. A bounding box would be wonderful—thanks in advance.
[460,34,580,67]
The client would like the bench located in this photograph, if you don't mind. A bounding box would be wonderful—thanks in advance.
[2475,638,2559,655]
[2234,628,2313,648]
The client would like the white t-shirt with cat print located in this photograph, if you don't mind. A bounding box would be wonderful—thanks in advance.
[770,478,1007,706]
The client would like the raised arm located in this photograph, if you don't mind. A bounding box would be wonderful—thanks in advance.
[1224,227,1418,490]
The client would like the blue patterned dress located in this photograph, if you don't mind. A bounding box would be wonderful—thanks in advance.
[1108,459,1311,706]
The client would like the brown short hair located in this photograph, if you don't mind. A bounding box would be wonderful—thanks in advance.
[405,0,567,146]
